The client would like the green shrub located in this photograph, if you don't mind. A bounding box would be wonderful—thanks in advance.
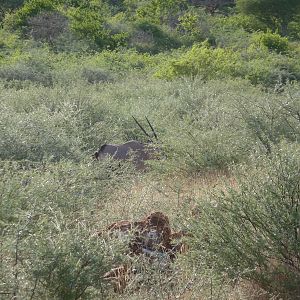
[50,30,93,53]
[0,81,125,162]
[89,49,154,72]
[288,20,300,40]
[67,2,127,50]
[3,0,57,30]
[0,160,130,298]
[129,20,181,53]
[190,142,300,298]
[25,233,111,299]
[177,12,199,35]
[1,71,300,169]
[0,59,53,87]
[27,11,68,43]
[0,0,25,23]
[251,31,290,54]
[225,14,268,33]
[177,11,206,42]
[155,42,242,80]
[207,15,252,49]
[81,67,114,84]
[242,48,300,86]
[135,0,187,25]
[0,29,22,50]
[0,104,83,161]
[155,39,300,86]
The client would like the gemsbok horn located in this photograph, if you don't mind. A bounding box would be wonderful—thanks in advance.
[94,117,159,170]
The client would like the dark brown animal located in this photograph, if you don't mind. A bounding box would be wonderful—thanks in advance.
[94,140,156,170]
[101,212,189,293]
[94,117,160,170]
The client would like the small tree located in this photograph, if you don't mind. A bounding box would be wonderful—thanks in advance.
[191,142,300,298]
[236,0,300,36]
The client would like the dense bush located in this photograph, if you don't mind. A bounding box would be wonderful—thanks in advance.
[3,0,57,30]
[0,1,24,26]
[1,1,300,298]
[224,14,268,33]
[155,39,300,86]
[0,160,130,299]
[0,59,53,87]
[155,80,300,171]
[176,10,212,44]
[251,31,290,54]
[85,49,154,72]
[67,2,127,50]
[288,16,300,40]
[135,0,187,26]
[155,42,242,80]
[243,49,300,86]
[236,0,300,36]
[0,29,22,52]
[1,75,300,168]
[128,20,182,53]
[0,83,123,161]
[81,67,114,84]
[27,11,68,43]
[190,142,300,298]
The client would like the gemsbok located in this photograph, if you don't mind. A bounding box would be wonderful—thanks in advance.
[94,117,159,170]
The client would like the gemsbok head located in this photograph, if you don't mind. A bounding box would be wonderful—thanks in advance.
[94,117,159,170]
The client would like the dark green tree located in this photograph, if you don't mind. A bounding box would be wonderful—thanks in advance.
[237,0,300,35]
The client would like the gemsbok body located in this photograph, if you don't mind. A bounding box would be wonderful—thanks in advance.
[94,117,159,170]
[94,140,156,170]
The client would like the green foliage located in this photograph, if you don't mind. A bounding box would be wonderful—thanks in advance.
[244,54,300,86]
[251,31,289,54]
[0,59,53,87]
[288,17,300,40]
[155,38,300,87]
[0,83,125,161]
[67,2,127,50]
[3,0,57,30]
[26,233,110,299]
[208,16,251,49]
[236,0,300,35]
[0,160,129,298]
[1,1,300,298]
[1,60,300,297]
[0,0,25,23]
[26,11,69,44]
[129,20,181,53]
[177,11,204,41]
[155,79,300,171]
[89,49,154,72]
[225,14,268,33]
[0,29,22,50]
[0,103,83,161]
[155,42,242,80]
[191,142,300,298]
[81,67,114,84]
[136,0,187,25]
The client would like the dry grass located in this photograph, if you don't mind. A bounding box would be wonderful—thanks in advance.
[96,169,235,226]
[76,165,278,300]
[94,169,273,300]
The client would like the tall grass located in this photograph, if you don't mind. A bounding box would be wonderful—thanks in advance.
[2,76,300,170]
[1,68,300,298]
[1,2,300,298]
[190,142,300,298]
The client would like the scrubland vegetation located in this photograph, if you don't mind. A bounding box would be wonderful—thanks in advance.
[1,0,300,299]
